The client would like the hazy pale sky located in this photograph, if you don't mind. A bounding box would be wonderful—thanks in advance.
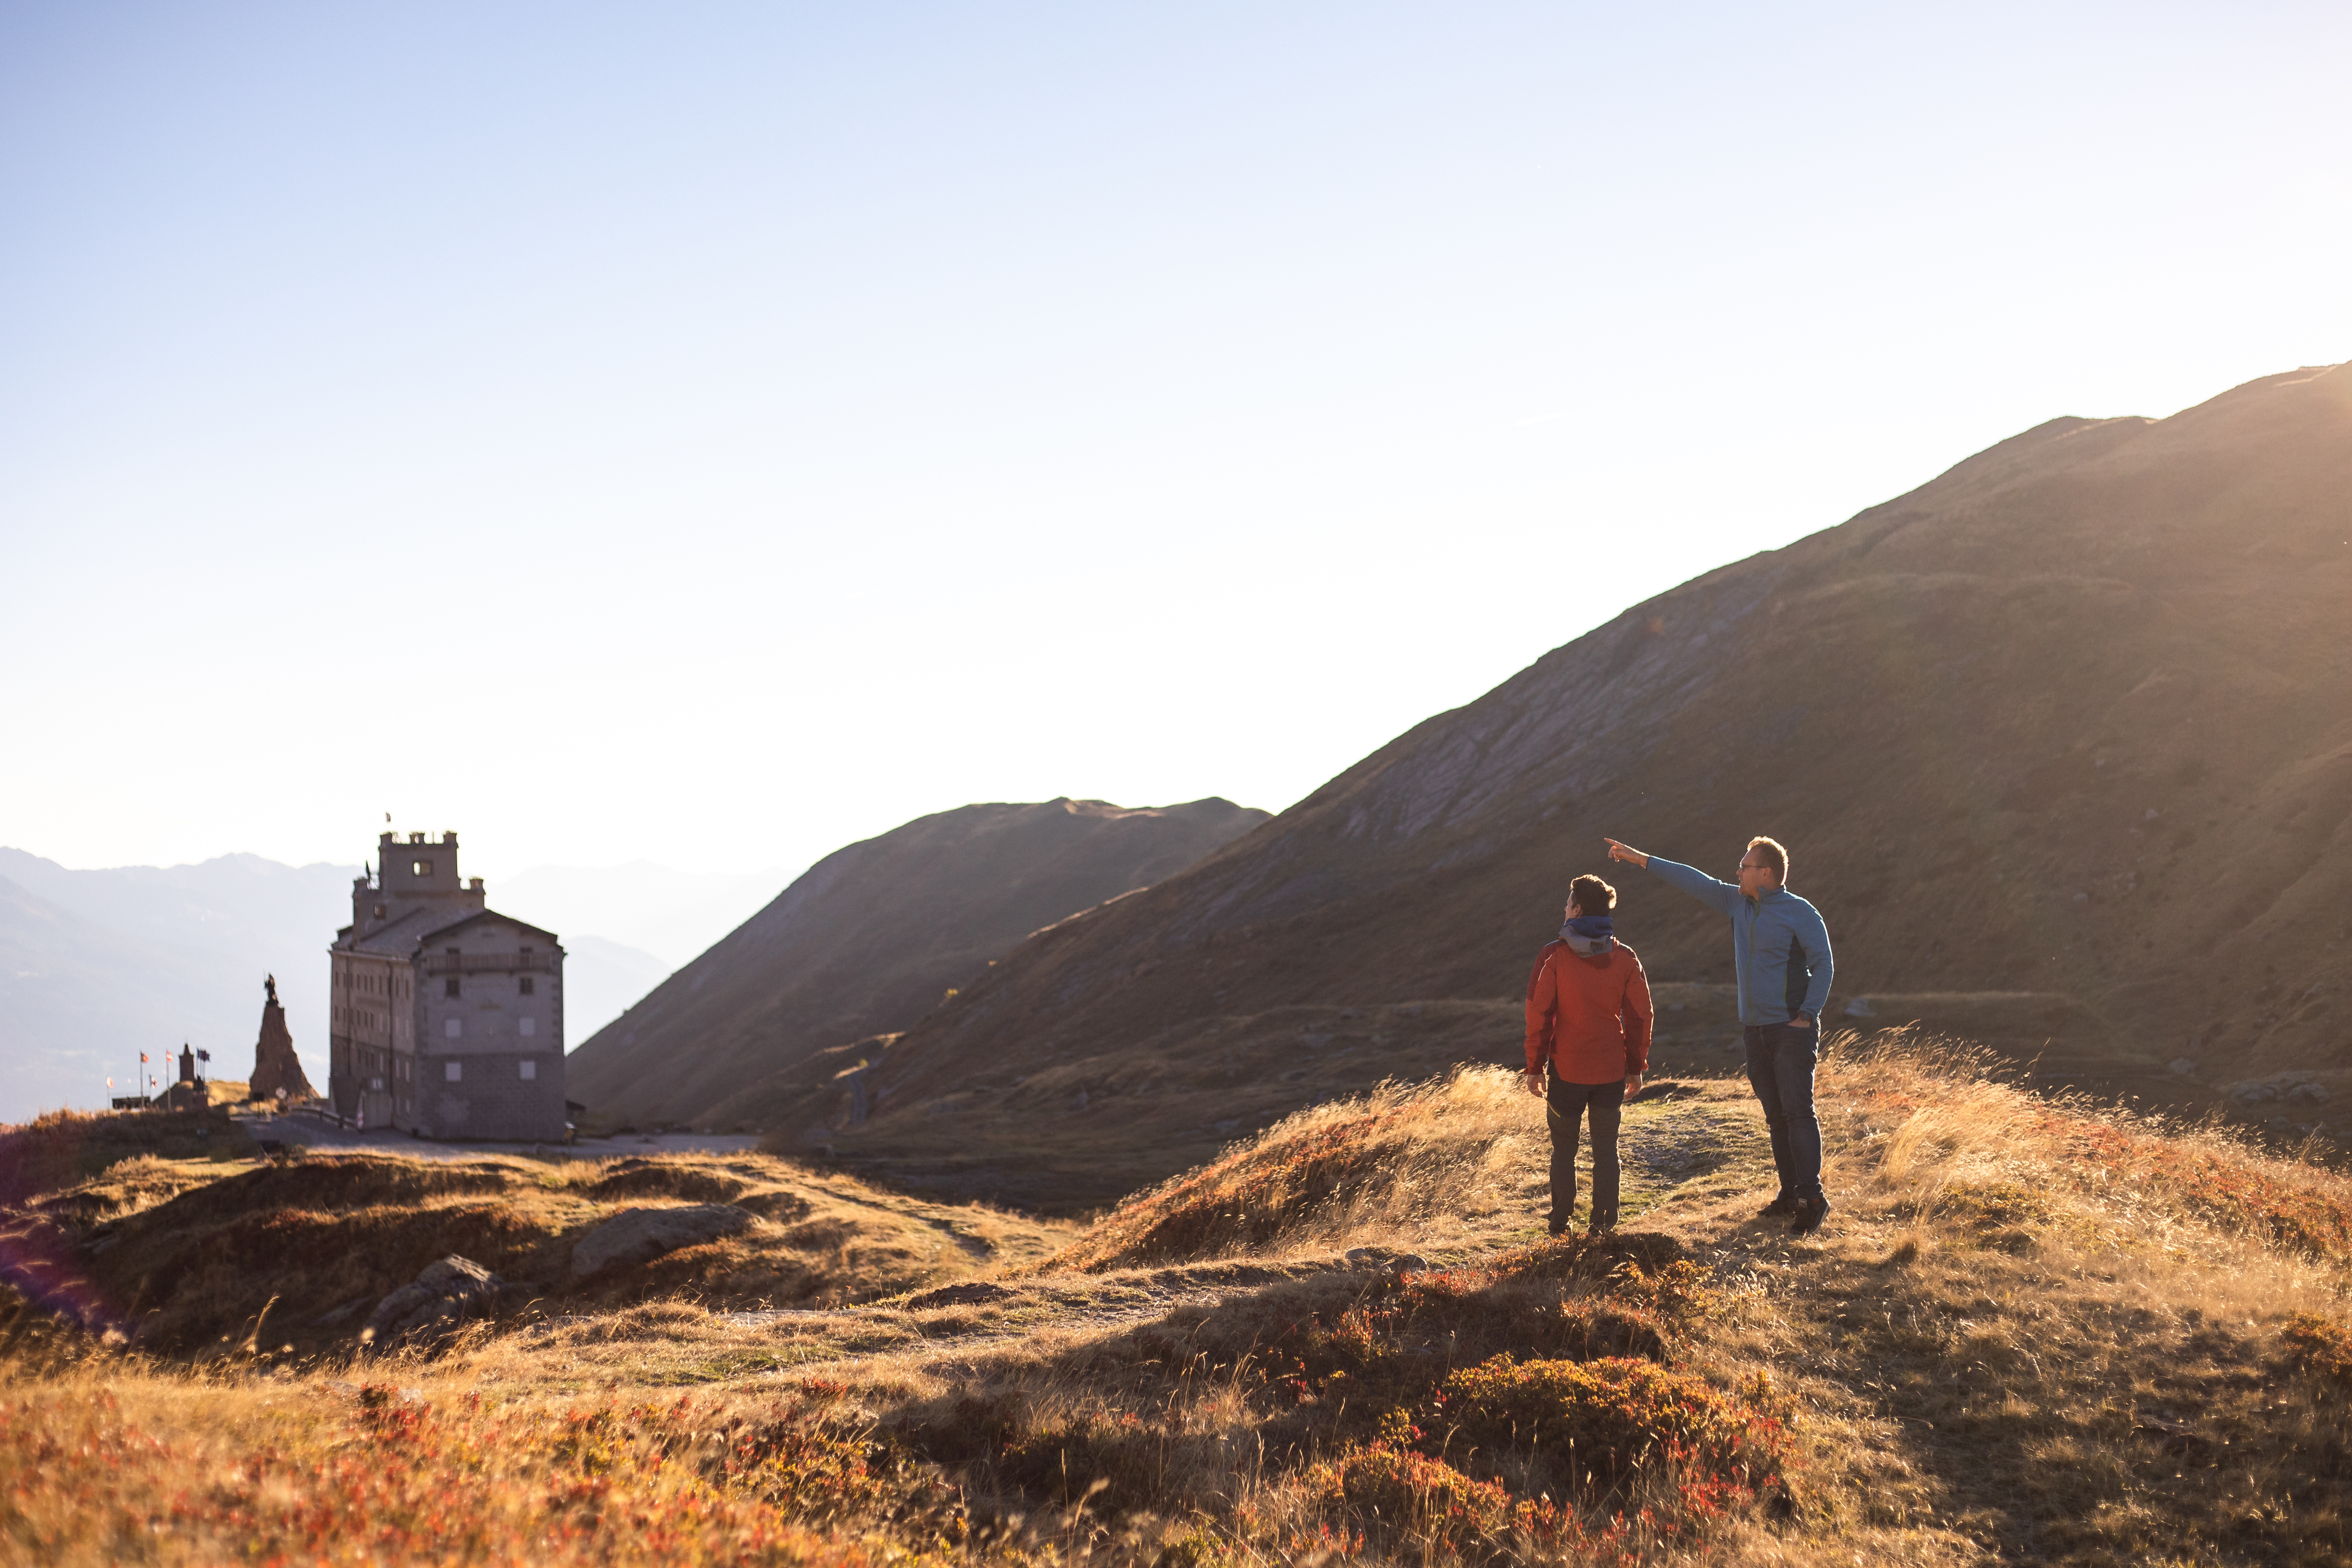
[5,2,2348,885]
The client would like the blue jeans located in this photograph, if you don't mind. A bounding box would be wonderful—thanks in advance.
[1743,1023,1822,1203]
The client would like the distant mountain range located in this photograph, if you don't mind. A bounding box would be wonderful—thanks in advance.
[0,850,770,1125]
[802,361,2352,1205]
[563,798,1272,1132]
[0,851,359,1122]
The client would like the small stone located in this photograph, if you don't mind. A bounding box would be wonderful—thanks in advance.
[1843,997,1876,1018]
[904,1281,1016,1309]
[2168,1059,2197,1076]
[1343,1247,1428,1275]
[1212,1119,1241,1135]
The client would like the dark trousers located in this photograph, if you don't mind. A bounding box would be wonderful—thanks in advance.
[1743,1022,1823,1203]
[1545,1072,1624,1230]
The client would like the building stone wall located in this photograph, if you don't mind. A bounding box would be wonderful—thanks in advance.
[412,912,566,1141]
[329,953,411,1126]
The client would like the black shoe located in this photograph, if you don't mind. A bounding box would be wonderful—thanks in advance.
[1790,1195,1831,1236]
[1546,1219,1569,1238]
[1758,1193,1798,1218]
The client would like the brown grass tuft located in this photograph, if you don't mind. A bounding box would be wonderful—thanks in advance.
[1049,1069,1530,1271]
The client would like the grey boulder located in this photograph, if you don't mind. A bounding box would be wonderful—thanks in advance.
[572,1203,756,1280]
[363,1255,504,1343]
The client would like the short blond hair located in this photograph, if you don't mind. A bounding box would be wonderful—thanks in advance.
[1747,836,1789,883]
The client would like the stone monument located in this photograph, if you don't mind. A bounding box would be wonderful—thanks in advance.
[248,972,316,1103]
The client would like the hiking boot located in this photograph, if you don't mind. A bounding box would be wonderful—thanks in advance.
[1546,1218,1570,1238]
[1790,1195,1831,1237]
[1585,1214,1618,1237]
[1758,1193,1798,1218]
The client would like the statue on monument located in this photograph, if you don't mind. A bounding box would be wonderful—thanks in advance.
[248,970,316,1104]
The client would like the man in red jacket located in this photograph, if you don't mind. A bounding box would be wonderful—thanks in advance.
[1523,873,1655,1236]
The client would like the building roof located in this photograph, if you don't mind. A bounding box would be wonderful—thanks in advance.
[335,903,559,958]
[420,908,561,946]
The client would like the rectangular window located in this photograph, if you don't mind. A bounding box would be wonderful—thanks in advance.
[519,1016,536,1038]
[519,976,535,996]
[520,1059,536,1080]
[446,977,461,998]
[445,1061,462,1082]
[412,859,433,877]
[445,1018,462,1039]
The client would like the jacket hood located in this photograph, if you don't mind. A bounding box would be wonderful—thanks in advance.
[1559,923,1616,957]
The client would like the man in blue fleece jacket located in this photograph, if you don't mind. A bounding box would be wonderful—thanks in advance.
[1604,834,1835,1235]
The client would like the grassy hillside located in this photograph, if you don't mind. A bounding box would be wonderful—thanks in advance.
[805,361,2352,1201]
[566,797,1270,1134]
[8,1031,2352,1564]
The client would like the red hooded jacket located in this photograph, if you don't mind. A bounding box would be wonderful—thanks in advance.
[1524,939,1655,1084]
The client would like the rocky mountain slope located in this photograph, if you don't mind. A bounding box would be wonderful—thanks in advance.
[563,797,1270,1129]
[825,362,2352,1198]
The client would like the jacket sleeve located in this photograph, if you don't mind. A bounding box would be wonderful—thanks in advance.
[1793,902,1835,1021]
[1621,950,1655,1076]
[1644,856,1744,919]
[1523,950,1558,1074]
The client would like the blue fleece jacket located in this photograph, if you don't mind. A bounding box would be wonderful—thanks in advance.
[1644,857,1834,1026]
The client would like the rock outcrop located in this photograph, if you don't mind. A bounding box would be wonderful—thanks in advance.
[248,975,315,1104]
[570,1203,756,1279]
[362,1255,505,1344]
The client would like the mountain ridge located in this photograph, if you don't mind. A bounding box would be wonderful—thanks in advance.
[563,796,1272,1129]
[809,362,2352,1201]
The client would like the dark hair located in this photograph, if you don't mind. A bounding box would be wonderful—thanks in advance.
[1568,873,1617,915]
[1747,836,1789,883]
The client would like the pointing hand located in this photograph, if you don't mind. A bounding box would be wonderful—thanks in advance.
[1603,839,1648,868]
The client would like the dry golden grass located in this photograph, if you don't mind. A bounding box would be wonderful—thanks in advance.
[0,1106,255,1209]
[10,1038,2352,1566]
[1047,1068,1535,1272]
[1,1141,1070,1372]
[1,1370,961,1567]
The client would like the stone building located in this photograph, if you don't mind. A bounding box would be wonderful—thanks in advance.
[328,831,567,1141]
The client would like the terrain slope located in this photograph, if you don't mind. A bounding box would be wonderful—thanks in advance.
[823,362,2352,1202]
[564,798,1270,1131]
[9,1034,2352,1564]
